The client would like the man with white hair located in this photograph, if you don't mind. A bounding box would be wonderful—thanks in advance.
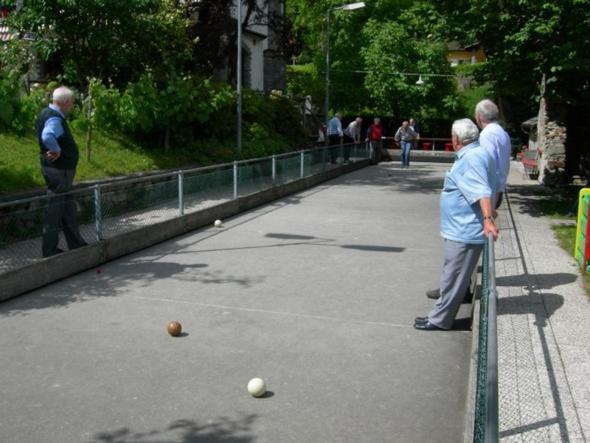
[343,116,362,163]
[415,118,497,330]
[37,86,87,257]
[475,99,511,208]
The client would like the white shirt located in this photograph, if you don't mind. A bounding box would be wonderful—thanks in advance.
[479,122,511,192]
[344,121,361,141]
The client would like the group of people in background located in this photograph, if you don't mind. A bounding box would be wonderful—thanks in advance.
[324,114,421,168]
[320,100,512,332]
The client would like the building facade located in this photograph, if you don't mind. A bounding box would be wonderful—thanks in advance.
[215,0,286,93]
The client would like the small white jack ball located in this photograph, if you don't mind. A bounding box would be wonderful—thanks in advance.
[214,220,223,227]
[247,378,266,397]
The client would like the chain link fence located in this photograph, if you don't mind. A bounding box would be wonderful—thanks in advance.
[0,144,370,274]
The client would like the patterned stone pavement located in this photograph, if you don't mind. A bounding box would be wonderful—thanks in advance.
[497,162,589,442]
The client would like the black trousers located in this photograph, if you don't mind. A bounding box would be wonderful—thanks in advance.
[41,164,87,257]
[343,135,356,161]
[328,135,341,163]
[368,140,382,164]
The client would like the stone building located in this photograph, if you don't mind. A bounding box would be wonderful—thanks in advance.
[214,0,286,93]
[522,76,590,185]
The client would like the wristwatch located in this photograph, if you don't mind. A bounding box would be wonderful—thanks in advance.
[483,216,494,221]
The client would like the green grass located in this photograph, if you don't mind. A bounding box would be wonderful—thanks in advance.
[551,223,590,294]
[537,186,590,295]
[0,129,295,195]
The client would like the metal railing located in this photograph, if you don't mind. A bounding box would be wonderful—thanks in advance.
[474,235,499,442]
[0,143,369,273]
[382,136,453,151]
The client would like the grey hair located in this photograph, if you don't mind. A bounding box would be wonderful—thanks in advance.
[452,118,480,146]
[475,99,499,123]
[52,86,75,104]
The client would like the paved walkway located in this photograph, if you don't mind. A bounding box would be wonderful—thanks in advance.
[0,162,472,443]
[497,162,590,442]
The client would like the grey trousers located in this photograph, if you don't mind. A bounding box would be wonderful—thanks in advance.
[428,239,483,329]
[41,165,87,257]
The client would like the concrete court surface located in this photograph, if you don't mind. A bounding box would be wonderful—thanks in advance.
[0,162,472,443]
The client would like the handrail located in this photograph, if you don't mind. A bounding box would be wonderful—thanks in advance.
[0,144,361,209]
[484,234,499,442]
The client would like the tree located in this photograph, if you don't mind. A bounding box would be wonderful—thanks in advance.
[7,0,192,87]
[434,0,590,130]
[361,18,458,122]
[286,0,461,123]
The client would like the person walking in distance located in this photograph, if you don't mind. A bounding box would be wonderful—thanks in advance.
[394,120,417,169]
[415,119,497,330]
[475,99,511,209]
[327,112,344,164]
[366,117,384,164]
[343,117,362,164]
[38,86,88,257]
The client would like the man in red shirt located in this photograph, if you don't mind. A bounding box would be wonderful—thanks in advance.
[366,117,384,164]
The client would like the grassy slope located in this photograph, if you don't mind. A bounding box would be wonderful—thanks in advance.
[0,129,250,195]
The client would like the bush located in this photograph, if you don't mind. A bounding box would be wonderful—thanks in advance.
[0,71,47,134]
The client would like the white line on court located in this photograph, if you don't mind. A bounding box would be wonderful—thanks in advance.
[129,294,469,333]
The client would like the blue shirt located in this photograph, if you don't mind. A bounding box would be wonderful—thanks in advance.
[480,122,511,192]
[440,141,496,244]
[327,117,343,137]
[41,104,66,153]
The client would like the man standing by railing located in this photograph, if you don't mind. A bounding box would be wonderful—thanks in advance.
[475,99,511,209]
[37,86,87,258]
[327,112,343,164]
[366,117,384,165]
[344,116,362,164]
[414,119,498,331]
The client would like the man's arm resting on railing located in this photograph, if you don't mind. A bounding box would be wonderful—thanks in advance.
[480,197,499,240]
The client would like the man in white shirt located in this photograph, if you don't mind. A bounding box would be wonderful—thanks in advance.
[475,99,511,208]
[344,117,362,163]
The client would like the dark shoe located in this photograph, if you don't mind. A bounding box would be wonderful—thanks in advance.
[70,241,88,250]
[414,316,429,324]
[426,289,440,299]
[414,321,444,331]
[43,248,64,258]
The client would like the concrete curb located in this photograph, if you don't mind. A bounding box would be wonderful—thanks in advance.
[464,267,483,443]
[0,160,369,302]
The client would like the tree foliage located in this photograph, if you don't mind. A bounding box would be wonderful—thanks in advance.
[286,0,461,124]
[6,0,192,87]
[434,0,590,127]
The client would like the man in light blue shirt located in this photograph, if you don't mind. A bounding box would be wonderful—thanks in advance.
[327,112,343,163]
[476,99,511,208]
[415,119,498,330]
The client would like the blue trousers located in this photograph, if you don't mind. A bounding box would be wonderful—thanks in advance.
[401,141,412,167]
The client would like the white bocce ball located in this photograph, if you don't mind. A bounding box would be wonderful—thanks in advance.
[247,377,266,397]
[214,219,223,228]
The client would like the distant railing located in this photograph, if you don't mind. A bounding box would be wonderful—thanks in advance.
[0,144,369,274]
[382,137,453,151]
[474,235,499,442]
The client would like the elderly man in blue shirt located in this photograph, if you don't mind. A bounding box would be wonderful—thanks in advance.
[37,86,87,257]
[415,118,498,331]
[475,99,511,209]
[327,112,343,164]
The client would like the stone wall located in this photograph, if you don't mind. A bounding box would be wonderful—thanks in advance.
[537,97,567,186]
